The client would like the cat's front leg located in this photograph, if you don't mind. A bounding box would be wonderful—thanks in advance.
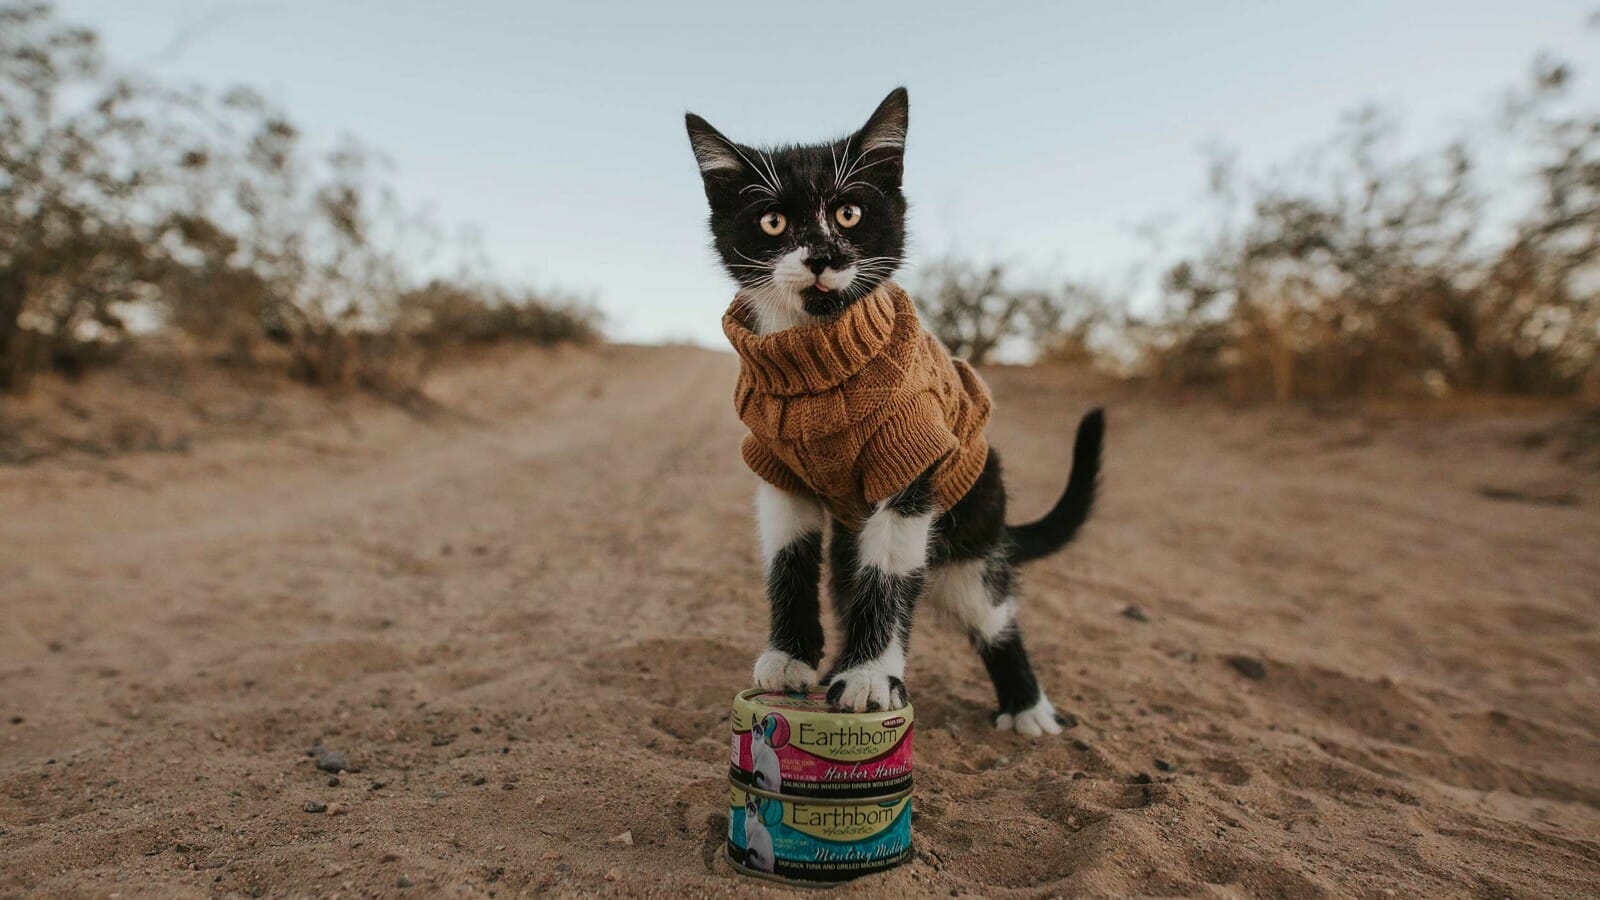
[824,479,934,712]
[751,483,826,691]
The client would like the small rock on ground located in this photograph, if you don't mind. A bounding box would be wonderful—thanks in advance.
[1225,655,1268,680]
[314,749,349,773]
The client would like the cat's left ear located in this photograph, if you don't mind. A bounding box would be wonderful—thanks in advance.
[851,87,909,187]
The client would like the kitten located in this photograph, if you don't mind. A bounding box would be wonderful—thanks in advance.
[749,716,782,793]
[743,795,776,873]
[686,88,1104,736]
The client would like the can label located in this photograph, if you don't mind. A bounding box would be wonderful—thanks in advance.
[729,689,913,799]
[726,785,912,883]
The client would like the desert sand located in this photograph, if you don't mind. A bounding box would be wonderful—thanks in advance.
[2,344,1598,897]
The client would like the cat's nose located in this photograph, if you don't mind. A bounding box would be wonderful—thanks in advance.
[805,256,835,275]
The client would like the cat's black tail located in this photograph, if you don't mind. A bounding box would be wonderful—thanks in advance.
[1007,408,1104,564]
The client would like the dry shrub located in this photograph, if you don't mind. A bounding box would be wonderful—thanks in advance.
[1137,63,1598,401]
[398,281,601,348]
[914,258,1105,366]
[0,3,598,398]
[925,60,1597,404]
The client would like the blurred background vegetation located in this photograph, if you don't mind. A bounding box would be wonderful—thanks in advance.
[2,1,1595,406]
[0,1,600,398]
[915,56,1599,402]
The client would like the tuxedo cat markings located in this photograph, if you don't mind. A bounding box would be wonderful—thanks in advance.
[687,89,1104,735]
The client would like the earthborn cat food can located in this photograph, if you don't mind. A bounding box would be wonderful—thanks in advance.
[727,785,913,884]
[726,689,914,885]
[729,689,914,799]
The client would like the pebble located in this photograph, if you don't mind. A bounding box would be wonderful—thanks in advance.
[304,801,328,813]
[472,775,488,786]
[611,830,633,846]
[1225,655,1268,681]
[315,750,349,773]
[397,874,413,888]
[1155,758,1174,772]
[604,868,622,882]
[1120,605,1150,622]
[327,803,348,816]
[327,776,341,787]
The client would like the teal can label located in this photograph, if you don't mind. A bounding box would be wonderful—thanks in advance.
[726,784,912,884]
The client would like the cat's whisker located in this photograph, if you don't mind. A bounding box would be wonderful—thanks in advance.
[756,150,783,196]
[837,154,892,190]
[734,250,775,269]
[725,143,782,196]
[833,134,855,190]
[839,182,886,197]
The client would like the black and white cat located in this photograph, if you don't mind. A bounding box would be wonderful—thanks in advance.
[686,89,1104,736]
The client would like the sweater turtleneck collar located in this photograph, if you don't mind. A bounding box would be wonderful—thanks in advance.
[722,283,906,396]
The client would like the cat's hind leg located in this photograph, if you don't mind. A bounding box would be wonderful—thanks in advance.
[927,553,1070,736]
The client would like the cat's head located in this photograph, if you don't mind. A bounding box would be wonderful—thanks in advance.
[685,88,909,330]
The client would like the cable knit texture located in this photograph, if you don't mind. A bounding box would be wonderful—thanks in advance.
[723,282,991,527]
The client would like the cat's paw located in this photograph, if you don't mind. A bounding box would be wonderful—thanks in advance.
[752,649,818,692]
[824,667,907,713]
[994,695,1070,737]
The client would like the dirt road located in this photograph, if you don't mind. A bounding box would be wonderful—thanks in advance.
[3,344,1598,897]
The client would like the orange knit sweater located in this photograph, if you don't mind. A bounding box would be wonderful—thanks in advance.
[723,282,991,526]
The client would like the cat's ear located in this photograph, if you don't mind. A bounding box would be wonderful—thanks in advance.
[685,113,747,182]
[849,87,909,186]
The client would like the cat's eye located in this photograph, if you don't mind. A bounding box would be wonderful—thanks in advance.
[758,211,787,236]
[835,204,863,228]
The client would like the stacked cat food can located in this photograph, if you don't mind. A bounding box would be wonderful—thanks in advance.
[726,688,914,885]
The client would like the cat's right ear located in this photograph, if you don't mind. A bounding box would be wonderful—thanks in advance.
[685,113,746,183]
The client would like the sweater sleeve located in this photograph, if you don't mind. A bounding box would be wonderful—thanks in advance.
[860,392,959,506]
[741,434,812,496]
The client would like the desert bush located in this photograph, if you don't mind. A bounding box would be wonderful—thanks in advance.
[932,60,1597,401]
[914,257,1105,366]
[1136,62,1598,401]
[0,3,176,389]
[397,280,601,347]
[0,2,599,395]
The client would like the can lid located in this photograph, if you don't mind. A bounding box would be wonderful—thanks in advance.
[733,688,914,721]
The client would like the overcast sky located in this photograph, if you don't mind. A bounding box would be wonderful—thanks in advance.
[56,0,1600,345]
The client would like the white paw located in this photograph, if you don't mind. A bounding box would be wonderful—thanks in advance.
[752,649,817,692]
[995,695,1065,737]
[825,666,907,712]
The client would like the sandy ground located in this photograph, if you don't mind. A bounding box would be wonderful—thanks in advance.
[2,343,1598,898]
